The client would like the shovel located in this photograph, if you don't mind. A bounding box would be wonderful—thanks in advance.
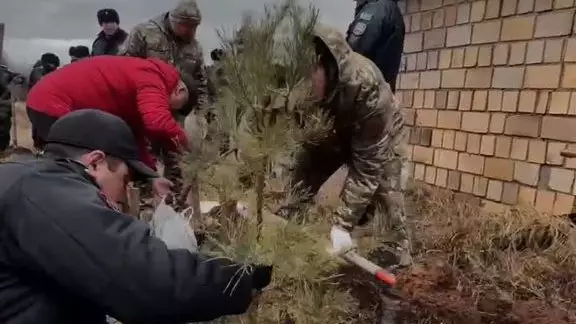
[329,225,397,287]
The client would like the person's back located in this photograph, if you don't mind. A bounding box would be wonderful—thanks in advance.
[346,0,404,92]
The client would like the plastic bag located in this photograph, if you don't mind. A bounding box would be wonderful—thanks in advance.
[151,197,198,252]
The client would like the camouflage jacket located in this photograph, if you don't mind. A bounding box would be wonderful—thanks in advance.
[119,13,208,113]
[314,25,404,225]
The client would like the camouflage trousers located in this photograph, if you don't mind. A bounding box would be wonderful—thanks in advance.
[0,102,11,151]
[289,134,412,268]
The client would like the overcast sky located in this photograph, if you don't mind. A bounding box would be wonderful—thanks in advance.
[0,0,353,73]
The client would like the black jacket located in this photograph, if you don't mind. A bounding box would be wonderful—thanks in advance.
[28,61,51,89]
[346,0,405,92]
[0,157,255,324]
[91,29,128,56]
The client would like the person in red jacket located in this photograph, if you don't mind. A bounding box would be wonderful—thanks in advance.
[26,55,190,196]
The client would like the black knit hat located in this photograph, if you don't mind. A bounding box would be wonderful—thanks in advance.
[40,53,60,67]
[97,8,120,25]
[69,46,90,58]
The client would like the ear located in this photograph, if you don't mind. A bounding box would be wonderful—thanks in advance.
[82,150,107,169]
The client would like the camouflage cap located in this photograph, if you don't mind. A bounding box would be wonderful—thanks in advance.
[169,0,202,24]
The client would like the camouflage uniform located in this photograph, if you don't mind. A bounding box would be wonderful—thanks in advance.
[119,0,208,193]
[282,25,411,268]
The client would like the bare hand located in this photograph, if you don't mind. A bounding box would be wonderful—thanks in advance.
[152,177,174,197]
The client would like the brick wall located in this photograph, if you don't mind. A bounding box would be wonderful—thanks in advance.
[397,0,576,215]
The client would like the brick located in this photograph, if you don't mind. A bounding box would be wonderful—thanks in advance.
[424,29,446,49]
[446,25,472,47]
[467,133,481,154]
[492,67,524,89]
[427,50,439,69]
[514,161,540,185]
[481,135,496,155]
[548,167,575,193]
[487,180,504,201]
[544,39,563,63]
[404,33,423,53]
[554,0,574,8]
[417,52,428,70]
[400,72,420,90]
[421,128,433,146]
[404,108,416,126]
[432,129,443,147]
[519,186,537,204]
[441,69,466,88]
[535,190,555,214]
[424,91,436,108]
[447,170,461,189]
[504,115,541,138]
[484,157,515,181]
[493,43,509,65]
[534,0,554,11]
[421,0,442,10]
[413,163,425,180]
[425,166,437,184]
[534,10,574,38]
[437,110,461,129]
[502,0,518,15]
[436,168,448,187]
[422,12,433,30]
[442,130,456,149]
[473,176,489,196]
[439,49,452,69]
[407,1,419,13]
[509,42,527,65]
[447,91,460,109]
[502,91,519,112]
[454,132,468,151]
[526,40,545,64]
[462,112,490,133]
[547,142,567,165]
[436,90,448,108]
[528,139,547,163]
[570,93,576,115]
[502,182,520,204]
[413,145,435,164]
[485,0,501,18]
[416,110,438,128]
[451,48,465,67]
[482,200,508,214]
[458,153,485,175]
[490,113,506,133]
[465,68,492,89]
[403,15,411,33]
[536,91,550,113]
[518,91,537,113]
[518,0,535,13]
[525,65,562,89]
[411,13,421,31]
[414,90,424,108]
[495,136,512,158]
[471,1,487,22]
[539,166,551,189]
[472,91,488,111]
[420,71,441,89]
[461,173,475,193]
[488,90,503,111]
[541,116,576,142]
[445,5,458,26]
[434,148,459,169]
[406,54,417,71]
[433,9,445,28]
[464,46,479,67]
[471,20,502,44]
[562,64,576,88]
[457,3,471,24]
[511,138,529,160]
[565,38,576,62]
[501,16,535,41]
[549,91,570,114]
[554,193,574,215]
[409,127,420,145]
[478,45,493,66]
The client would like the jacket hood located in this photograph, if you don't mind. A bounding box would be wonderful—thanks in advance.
[147,58,180,93]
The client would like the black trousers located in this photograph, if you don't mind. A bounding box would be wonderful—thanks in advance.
[26,107,58,149]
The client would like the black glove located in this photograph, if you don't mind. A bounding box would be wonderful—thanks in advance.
[251,265,273,290]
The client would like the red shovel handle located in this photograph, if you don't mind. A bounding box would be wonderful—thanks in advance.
[375,270,397,287]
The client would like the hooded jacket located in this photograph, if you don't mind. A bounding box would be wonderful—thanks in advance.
[346,0,404,92]
[26,56,188,169]
[91,29,128,56]
[119,0,208,116]
[314,25,404,225]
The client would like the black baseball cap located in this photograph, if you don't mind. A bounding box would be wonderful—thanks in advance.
[46,109,158,179]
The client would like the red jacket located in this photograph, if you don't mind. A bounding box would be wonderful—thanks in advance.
[27,56,188,170]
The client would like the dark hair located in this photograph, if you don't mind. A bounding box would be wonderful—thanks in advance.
[210,49,225,61]
[97,8,120,25]
[69,46,90,58]
[40,53,60,67]
[44,143,121,171]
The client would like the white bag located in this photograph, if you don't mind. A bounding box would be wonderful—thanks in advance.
[151,198,198,252]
